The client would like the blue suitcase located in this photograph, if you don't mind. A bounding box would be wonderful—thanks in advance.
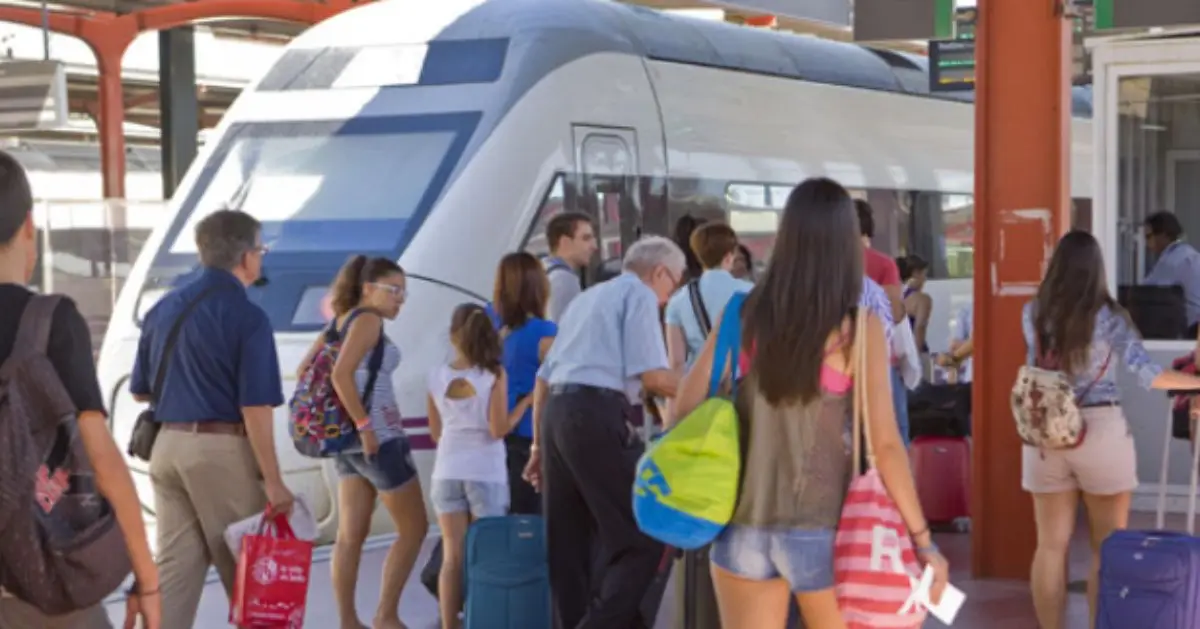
[1096,410,1200,629]
[463,515,551,629]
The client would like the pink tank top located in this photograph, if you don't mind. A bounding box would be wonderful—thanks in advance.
[738,332,852,394]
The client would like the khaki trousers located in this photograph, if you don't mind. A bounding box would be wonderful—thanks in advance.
[0,596,111,629]
[149,429,268,629]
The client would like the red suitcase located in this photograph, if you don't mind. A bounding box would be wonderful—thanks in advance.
[909,436,970,528]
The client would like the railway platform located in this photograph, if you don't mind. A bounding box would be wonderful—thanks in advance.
[105,511,1200,628]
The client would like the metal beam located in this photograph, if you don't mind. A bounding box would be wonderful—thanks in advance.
[158,25,196,199]
[972,0,1073,579]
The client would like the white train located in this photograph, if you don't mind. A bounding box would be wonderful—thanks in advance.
[95,0,1096,541]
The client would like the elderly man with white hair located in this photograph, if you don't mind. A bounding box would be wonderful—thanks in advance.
[522,235,683,629]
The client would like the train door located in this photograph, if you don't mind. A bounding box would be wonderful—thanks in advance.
[572,125,641,285]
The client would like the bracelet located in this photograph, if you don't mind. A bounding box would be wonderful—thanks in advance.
[916,542,941,556]
[126,583,160,597]
[911,525,930,540]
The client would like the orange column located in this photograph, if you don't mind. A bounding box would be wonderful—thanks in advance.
[91,32,134,200]
[971,0,1073,578]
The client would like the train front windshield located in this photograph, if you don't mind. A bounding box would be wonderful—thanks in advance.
[138,113,479,331]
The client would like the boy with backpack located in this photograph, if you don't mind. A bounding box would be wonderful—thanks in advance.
[0,150,160,628]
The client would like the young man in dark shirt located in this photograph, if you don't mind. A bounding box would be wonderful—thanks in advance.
[0,151,160,627]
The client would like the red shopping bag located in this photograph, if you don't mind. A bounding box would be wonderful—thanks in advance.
[833,311,927,629]
[230,510,314,628]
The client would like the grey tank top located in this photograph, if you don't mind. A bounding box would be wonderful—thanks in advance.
[353,334,404,443]
[731,371,853,530]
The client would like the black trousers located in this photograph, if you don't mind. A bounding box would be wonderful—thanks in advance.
[541,385,664,629]
[505,434,541,515]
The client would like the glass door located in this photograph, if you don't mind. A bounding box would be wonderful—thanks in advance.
[1093,36,1200,297]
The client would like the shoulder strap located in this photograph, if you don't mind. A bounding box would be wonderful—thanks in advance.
[1075,348,1113,403]
[851,308,874,475]
[330,308,388,411]
[151,286,223,405]
[14,294,64,356]
[360,334,387,411]
[687,280,713,338]
[708,291,747,397]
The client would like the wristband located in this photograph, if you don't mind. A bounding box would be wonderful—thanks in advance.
[355,419,373,431]
[126,582,160,597]
[916,541,940,556]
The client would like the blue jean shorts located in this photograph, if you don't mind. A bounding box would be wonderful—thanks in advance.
[710,525,836,593]
[334,435,418,492]
[430,479,509,517]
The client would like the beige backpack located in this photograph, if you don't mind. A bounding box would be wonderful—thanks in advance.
[1010,337,1110,450]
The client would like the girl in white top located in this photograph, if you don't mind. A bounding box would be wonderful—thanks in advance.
[427,303,517,629]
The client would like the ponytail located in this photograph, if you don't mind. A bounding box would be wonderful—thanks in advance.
[451,303,503,375]
[330,255,368,316]
[329,255,405,315]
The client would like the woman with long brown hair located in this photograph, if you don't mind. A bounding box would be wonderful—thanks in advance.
[298,255,428,629]
[492,252,557,514]
[673,177,946,628]
[1022,230,1200,629]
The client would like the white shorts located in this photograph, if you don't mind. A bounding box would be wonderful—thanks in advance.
[1022,405,1138,496]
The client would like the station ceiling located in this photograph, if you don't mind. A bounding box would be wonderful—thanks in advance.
[12,0,925,139]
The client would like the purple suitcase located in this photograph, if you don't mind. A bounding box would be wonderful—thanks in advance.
[1096,409,1200,629]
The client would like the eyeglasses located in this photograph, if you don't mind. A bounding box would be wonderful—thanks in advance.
[372,283,407,300]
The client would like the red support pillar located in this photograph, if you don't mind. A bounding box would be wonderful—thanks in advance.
[972,0,1074,578]
[92,36,133,200]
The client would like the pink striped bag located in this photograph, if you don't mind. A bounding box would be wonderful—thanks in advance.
[833,311,927,629]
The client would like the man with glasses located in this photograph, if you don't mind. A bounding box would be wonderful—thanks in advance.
[1143,211,1200,337]
[130,209,292,628]
[522,236,683,629]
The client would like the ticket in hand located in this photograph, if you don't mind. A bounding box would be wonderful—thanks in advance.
[912,565,967,625]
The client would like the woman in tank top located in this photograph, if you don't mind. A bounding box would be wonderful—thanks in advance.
[900,254,932,353]
[673,178,949,628]
[428,303,517,629]
[298,255,428,629]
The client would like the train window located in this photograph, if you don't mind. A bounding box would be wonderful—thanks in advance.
[522,173,568,257]
[902,191,974,279]
[727,182,780,265]
[579,134,638,260]
[723,181,872,268]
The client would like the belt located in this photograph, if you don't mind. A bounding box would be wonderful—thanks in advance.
[549,383,629,402]
[1080,400,1120,409]
[161,421,247,437]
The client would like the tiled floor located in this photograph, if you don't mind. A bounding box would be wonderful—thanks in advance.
[105,510,1191,628]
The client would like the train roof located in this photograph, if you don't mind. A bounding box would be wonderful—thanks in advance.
[298,0,1092,119]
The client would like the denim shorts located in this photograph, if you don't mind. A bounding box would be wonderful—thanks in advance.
[334,435,418,492]
[710,525,836,593]
[430,479,509,517]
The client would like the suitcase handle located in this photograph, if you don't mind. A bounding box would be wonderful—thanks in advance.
[1157,405,1200,533]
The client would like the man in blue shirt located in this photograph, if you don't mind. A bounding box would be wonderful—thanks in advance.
[1143,211,1200,336]
[524,236,683,629]
[130,209,291,627]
